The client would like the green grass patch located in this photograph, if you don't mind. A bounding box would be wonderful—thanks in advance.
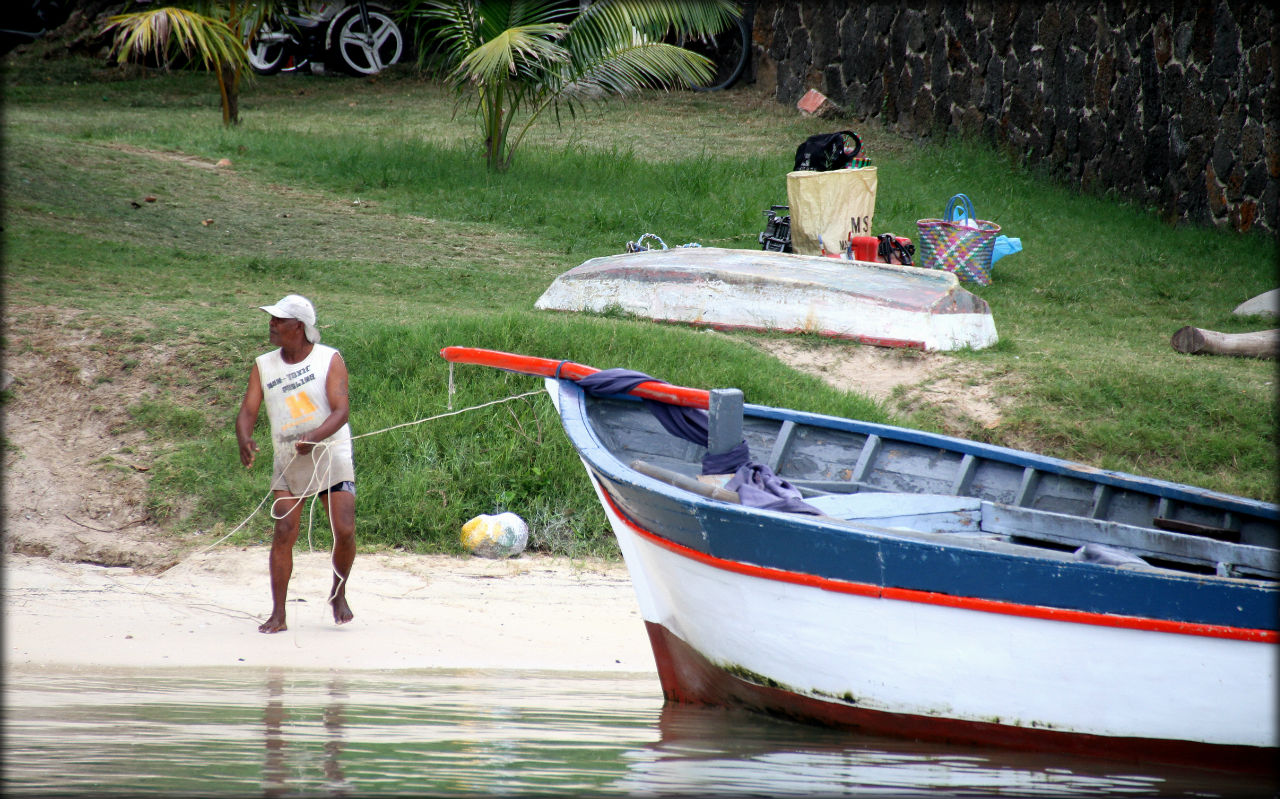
[148,311,884,555]
[127,399,210,438]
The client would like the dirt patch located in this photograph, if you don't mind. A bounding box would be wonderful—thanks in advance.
[105,142,225,170]
[3,306,183,573]
[751,338,1007,430]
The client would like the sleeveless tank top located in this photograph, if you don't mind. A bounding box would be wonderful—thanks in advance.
[255,344,355,496]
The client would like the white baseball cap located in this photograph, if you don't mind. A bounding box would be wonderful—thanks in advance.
[259,294,320,343]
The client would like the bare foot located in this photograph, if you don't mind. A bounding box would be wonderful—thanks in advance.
[258,615,287,634]
[331,596,354,625]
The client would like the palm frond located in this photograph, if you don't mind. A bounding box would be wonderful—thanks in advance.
[408,0,571,73]
[236,0,286,42]
[105,7,248,72]
[569,0,736,51]
[472,0,570,39]
[569,40,714,94]
[404,0,739,170]
[451,23,566,86]
[407,0,485,66]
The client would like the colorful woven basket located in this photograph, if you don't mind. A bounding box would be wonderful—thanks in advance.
[916,194,1001,285]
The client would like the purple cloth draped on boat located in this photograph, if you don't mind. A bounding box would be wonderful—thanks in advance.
[575,369,821,515]
[701,444,752,477]
[577,369,747,473]
[724,462,823,515]
[580,369,713,449]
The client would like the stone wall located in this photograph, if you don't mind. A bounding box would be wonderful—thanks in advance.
[749,0,1278,236]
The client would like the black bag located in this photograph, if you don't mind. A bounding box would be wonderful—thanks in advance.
[793,130,862,172]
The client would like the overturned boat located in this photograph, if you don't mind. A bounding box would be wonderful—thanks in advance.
[534,247,998,352]
[441,346,1278,773]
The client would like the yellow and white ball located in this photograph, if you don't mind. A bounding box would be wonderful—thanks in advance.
[460,512,529,558]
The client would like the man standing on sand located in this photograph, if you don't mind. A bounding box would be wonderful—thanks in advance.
[236,294,356,634]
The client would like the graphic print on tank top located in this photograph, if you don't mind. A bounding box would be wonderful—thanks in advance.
[256,344,355,496]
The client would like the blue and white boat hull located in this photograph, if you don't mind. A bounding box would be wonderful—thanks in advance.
[546,376,1278,771]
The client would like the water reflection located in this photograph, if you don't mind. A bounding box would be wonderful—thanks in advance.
[615,703,1278,798]
[261,671,351,797]
[246,668,661,796]
[262,672,287,797]
[322,678,349,795]
[2,668,1274,797]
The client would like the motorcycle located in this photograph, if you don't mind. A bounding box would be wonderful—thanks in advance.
[245,0,404,76]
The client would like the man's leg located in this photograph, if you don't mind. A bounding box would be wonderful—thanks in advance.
[322,486,356,625]
[260,491,303,634]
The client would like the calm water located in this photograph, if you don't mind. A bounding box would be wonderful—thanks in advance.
[3,667,1274,797]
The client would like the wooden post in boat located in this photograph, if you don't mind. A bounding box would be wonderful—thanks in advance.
[1170,326,1279,359]
[633,460,742,503]
[708,389,745,456]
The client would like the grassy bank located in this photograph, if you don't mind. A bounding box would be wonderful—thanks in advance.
[3,56,1275,557]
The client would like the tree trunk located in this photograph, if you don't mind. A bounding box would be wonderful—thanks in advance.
[218,62,240,126]
[1170,326,1279,359]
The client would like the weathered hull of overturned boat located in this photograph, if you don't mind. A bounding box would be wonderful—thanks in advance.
[439,347,1279,773]
[533,247,998,351]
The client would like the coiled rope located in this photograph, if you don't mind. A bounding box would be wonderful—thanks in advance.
[148,376,546,615]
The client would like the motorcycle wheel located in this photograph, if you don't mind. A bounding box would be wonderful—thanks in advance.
[246,22,288,75]
[678,14,750,92]
[327,6,402,76]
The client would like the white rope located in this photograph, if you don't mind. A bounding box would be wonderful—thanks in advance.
[347,388,542,441]
[149,387,545,591]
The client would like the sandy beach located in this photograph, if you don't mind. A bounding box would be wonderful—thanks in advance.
[1,300,985,680]
[3,547,656,673]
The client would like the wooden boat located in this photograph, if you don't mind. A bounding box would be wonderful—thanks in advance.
[534,247,998,351]
[439,347,1279,772]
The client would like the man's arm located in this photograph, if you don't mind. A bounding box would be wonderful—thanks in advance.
[295,352,350,454]
[236,363,264,468]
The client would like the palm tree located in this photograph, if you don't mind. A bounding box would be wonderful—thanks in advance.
[409,0,739,171]
[102,2,273,126]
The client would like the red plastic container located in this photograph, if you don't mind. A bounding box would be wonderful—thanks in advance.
[850,236,880,261]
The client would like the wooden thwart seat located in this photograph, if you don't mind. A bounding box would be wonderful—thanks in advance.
[980,503,1280,579]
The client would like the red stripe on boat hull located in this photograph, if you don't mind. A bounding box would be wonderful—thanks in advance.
[644,620,1279,775]
[603,487,1277,643]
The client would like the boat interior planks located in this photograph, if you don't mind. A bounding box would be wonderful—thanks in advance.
[585,394,1280,584]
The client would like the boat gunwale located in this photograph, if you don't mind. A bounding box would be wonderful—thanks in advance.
[437,346,1270,522]
[583,383,1279,523]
